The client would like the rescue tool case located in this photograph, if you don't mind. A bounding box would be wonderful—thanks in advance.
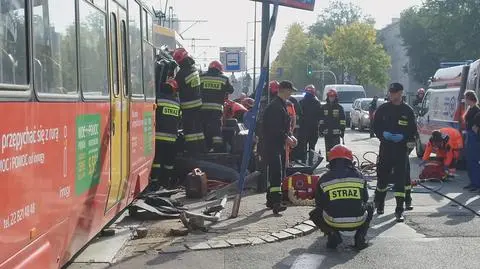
[185,168,208,198]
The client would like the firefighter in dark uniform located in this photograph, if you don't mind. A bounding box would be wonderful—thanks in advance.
[373,83,417,222]
[299,84,322,165]
[320,88,346,156]
[173,48,205,155]
[151,79,180,190]
[262,81,297,214]
[200,60,234,152]
[309,145,373,250]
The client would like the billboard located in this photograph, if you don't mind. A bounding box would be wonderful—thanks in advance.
[251,0,315,11]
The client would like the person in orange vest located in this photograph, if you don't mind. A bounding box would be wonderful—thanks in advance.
[420,127,463,177]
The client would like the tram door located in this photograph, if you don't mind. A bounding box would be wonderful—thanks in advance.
[106,1,130,211]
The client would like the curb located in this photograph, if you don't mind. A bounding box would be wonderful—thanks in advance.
[158,219,319,253]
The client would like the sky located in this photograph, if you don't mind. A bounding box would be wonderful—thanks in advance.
[151,0,423,72]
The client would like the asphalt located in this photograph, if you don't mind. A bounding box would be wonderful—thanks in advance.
[70,130,480,269]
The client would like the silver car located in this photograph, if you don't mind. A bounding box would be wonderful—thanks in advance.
[350,98,385,131]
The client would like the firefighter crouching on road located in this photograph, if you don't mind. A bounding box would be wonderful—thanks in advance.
[420,128,463,177]
[173,48,205,156]
[150,79,180,190]
[309,145,373,250]
[199,60,234,152]
[319,88,346,156]
[373,83,417,222]
[262,80,298,214]
[299,84,322,165]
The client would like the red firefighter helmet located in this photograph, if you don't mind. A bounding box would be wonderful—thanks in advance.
[241,98,254,109]
[417,88,425,95]
[328,144,353,162]
[172,48,189,64]
[269,80,280,95]
[305,84,316,95]
[209,60,224,72]
[166,79,178,92]
[327,88,337,97]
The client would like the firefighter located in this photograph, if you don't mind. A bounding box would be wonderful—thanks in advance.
[368,96,379,138]
[151,79,180,190]
[309,145,373,250]
[373,83,417,222]
[262,80,297,214]
[420,128,463,177]
[199,60,234,152]
[299,84,322,165]
[173,48,205,156]
[319,88,346,156]
[412,88,425,115]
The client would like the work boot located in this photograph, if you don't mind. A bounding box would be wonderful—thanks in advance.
[374,200,384,215]
[405,191,413,211]
[354,229,368,250]
[266,200,273,209]
[395,208,405,222]
[272,203,287,214]
[326,231,342,249]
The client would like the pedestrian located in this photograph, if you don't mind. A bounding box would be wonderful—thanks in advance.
[199,60,234,152]
[319,88,346,157]
[298,84,322,165]
[173,48,205,156]
[420,128,463,178]
[309,145,373,250]
[151,79,180,190]
[368,96,379,138]
[262,80,297,214]
[373,83,417,222]
[463,90,480,191]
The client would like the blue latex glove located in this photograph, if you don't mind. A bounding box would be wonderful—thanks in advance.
[390,133,404,143]
[383,131,394,141]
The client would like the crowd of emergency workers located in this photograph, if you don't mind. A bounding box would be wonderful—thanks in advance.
[150,47,480,251]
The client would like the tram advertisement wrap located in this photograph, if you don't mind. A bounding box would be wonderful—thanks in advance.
[143,111,153,156]
[75,114,101,195]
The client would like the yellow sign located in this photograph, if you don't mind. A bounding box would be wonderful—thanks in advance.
[329,187,361,200]
[163,107,180,117]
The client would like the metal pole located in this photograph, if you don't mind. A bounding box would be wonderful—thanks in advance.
[246,22,249,78]
[253,2,257,93]
[262,2,270,102]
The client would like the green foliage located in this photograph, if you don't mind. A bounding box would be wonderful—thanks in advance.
[400,0,480,82]
[324,23,391,88]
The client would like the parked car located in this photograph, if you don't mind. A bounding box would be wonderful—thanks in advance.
[350,98,385,131]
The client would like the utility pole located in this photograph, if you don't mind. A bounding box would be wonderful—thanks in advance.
[253,2,258,91]
[261,2,270,102]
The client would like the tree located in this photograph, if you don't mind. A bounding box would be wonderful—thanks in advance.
[309,0,374,39]
[400,0,480,83]
[324,22,391,88]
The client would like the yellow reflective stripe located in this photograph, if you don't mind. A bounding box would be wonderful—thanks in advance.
[394,192,405,198]
[307,176,312,185]
[270,186,282,193]
[156,136,176,142]
[156,99,180,108]
[320,178,365,190]
[322,182,364,192]
[288,177,293,189]
[181,99,202,109]
[398,120,408,126]
[152,164,161,168]
[340,120,346,125]
[158,102,180,109]
[201,103,224,111]
[319,120,324,124]
[212,136,223,143]
[405,185,412,190]
[164,165,174,170]
[185,71,201,87]
[376,187,388,192]
[184,133,205,142]
[323,211,366,229]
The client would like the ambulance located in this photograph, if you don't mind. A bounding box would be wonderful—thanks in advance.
[415,60,480,160]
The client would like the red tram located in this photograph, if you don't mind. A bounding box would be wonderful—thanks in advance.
[0,0,157,268]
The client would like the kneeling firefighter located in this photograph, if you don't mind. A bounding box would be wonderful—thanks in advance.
[200,60,234,152]
[309,145,373,250]
[151,79,180,190]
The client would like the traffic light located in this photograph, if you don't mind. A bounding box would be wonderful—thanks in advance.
[307,64,313,76]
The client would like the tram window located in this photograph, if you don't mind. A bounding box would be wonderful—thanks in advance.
[0,0,28,86]
[147,12,152,42]
[115,0,126,8]
[142,9,147,41]
[110,13,118,96]
[78,0,108,98]
[92,0,105,10]
[121,20,128,97]
[128,0,143,97]
[32,0,77,96]
[143,42,154,98]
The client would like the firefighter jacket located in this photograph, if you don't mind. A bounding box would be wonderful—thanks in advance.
[175,63,202,110]
[155,93,180,143]
[422,127,463,166]
[315,162,369,229]
[200,69,234,112]
[262,96,291,156]
[373,102,417,148]
[319,101,346,137]
[299,94,322,132]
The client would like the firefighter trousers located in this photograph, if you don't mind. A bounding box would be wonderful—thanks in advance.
[151,142,177,189]
[265,149,286,204]
[182,108,205,155]
[375,143,407,213]
[201,109,223,152]
[299,127,319,165]
[325,135,341,157]
[405,153,412,206]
